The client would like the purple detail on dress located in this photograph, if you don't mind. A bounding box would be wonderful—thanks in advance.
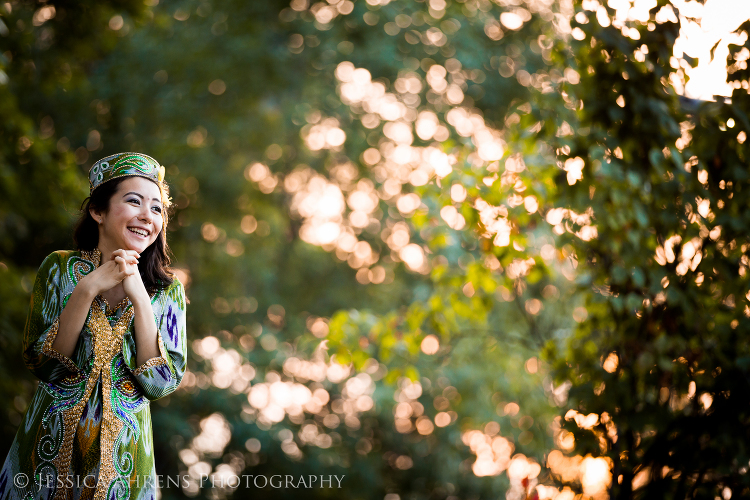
[43,378,86,421]
[107,484,122,500]
[155,365,171,381]
[165,305,178,345]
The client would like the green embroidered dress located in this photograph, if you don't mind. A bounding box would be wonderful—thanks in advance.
[0,249,187,500]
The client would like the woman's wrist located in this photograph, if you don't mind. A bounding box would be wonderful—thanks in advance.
[130,293,152,311]
[75,276,99,302]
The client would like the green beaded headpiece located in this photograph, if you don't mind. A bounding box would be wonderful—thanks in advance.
[89,152,165,195]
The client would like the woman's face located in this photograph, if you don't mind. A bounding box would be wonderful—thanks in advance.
[91,176,164,254]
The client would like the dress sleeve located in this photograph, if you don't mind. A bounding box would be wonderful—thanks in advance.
[23,252,81,383]
[125,278,187,401]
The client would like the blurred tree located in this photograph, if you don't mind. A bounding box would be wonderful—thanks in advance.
[538,5,750,499]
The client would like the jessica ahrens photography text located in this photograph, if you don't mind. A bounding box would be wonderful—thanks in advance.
[14,473,345,490]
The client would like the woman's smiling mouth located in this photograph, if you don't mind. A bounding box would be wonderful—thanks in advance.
[128,227,150,237]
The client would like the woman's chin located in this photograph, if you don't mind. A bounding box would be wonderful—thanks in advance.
[134,239,158,253]
[121,239,148,253]
[118,233,157,252]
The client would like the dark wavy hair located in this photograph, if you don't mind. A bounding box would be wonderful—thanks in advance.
[73,176,174,292]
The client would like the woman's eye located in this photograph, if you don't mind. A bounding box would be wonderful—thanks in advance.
[152,206,162,214]
[128,198,140,204]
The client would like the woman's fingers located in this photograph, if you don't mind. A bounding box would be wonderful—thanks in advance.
[115,249,140,258]
[116,257,138,276]
[123,250,140,260]
[117,265,136,278]
[90,260,139,293]
[110,249,141,263]
[113,257,137,275]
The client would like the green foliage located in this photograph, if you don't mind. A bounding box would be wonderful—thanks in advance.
[538,2,750,498]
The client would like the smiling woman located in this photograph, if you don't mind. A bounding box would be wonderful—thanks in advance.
[0,153,188,500]
[73,158,174,297]
[93,179,165,253]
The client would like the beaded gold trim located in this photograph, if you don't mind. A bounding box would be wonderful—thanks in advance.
[51,248,142,500]
[98,296,131,317]
[132,330,169,376]
[51,282,136,500]
[79,248,102,275]
[50,247,169,499]
[40,318,79,374]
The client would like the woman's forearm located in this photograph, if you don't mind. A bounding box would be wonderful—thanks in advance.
[53,281,97,359]
[131,296,160,366]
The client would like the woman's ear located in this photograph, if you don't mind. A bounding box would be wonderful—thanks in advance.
[89,206,103,225]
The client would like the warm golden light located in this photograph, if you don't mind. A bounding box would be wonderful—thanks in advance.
[420,334,440,355]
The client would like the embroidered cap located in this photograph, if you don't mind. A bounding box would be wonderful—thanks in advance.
[89,152,166,195]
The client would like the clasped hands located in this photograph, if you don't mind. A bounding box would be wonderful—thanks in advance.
[80,249,149,307]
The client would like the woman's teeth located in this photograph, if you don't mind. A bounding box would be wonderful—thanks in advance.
[128,228,148,237]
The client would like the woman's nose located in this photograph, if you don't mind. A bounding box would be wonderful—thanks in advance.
[139,206,153,222]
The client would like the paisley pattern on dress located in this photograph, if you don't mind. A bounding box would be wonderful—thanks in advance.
[0,250,187,500]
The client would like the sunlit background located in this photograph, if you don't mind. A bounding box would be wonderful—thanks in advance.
[677,0,750,99]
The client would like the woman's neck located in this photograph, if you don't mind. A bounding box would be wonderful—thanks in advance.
[97,241,116,265]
